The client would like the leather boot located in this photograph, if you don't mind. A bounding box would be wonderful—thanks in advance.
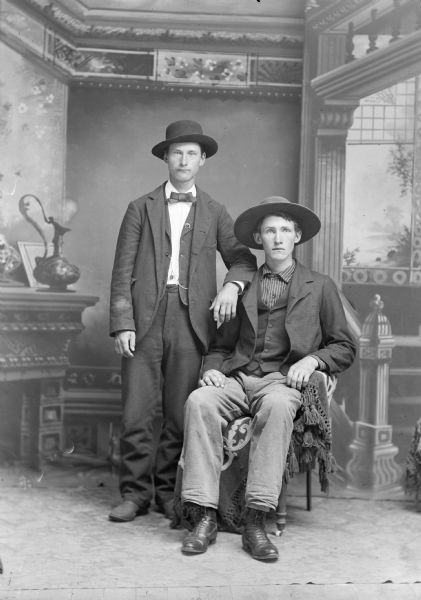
[242,508,279,561]
[109,500,149,522]
[181,505,218,554]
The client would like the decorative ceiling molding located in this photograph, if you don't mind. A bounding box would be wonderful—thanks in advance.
[0,0,303,99]
[13,0,304,51]
[306,0,373,32]
[71,79,301,101]
[57,0,301,19]
[311,28,421,101]
[307,0,418,34]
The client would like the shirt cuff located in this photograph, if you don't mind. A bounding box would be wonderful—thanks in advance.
[227,280,244,294]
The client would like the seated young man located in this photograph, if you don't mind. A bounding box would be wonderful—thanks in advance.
[179,196,356,562]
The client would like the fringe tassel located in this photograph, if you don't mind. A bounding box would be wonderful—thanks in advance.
[405,418,421,497]
[303,430,314,447]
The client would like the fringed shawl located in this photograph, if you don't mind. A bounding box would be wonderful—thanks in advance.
[405,417,421,506]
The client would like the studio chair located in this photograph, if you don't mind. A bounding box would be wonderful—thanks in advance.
[174,371,336,534]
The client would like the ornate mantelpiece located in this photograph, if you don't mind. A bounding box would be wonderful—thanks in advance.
[0,287,98,466]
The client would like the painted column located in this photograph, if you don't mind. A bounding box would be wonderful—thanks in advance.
[311,101,357,284]
[297,23,350,272]
[346,294,402,495]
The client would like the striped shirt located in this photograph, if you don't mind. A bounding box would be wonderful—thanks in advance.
[260,261,296,308]
[259,260,326,371]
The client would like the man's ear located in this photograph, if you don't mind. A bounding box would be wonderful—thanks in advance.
[253,231,262,246]
[163,152,168,163]
[200,152,206,167]
[294,229,302,244]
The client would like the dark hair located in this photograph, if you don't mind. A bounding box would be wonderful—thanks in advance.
[256,212,301,235]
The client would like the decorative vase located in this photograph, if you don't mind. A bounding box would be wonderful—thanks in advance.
[19,194,80,292]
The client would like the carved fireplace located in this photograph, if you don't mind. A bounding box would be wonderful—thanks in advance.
[0,288,98,467]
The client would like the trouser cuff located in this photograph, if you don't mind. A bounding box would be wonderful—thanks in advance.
[246,501,272,512]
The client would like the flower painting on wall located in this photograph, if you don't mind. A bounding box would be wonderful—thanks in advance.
[0,42,67,233]
[157,50,248,86]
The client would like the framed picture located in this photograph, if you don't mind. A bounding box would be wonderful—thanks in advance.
[17,241,53,288]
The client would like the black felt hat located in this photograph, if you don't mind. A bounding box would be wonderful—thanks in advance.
[234,196,321,249]
[151,120,218,159]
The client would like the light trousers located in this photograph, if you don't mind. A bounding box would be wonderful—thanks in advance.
[181,371,302,511]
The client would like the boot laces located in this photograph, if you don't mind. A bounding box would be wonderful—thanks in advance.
[245,510,270,543]
[192,514,214,536]
[247,522,270,544]
[245,508,265,526]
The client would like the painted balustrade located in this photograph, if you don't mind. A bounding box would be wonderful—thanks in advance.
[346,294,403,496]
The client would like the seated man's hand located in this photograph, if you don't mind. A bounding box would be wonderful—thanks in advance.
[114,330,136,358]
[210,282,239,324]
[286,356,319,391]
[199,369,226,388]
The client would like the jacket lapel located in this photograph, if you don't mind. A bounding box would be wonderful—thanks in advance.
[189,186,212,277]
[287,261,315,315]
[164,203,171,240]
[145,184,166,270]
[241,271,259,335]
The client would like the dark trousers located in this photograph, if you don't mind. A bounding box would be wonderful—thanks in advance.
[119,286,203,507]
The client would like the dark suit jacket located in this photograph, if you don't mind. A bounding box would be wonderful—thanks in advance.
[109,183,257,351]
[203,262,356,375]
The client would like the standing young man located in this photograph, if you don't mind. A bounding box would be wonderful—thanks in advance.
[180,196,356,560]
[109,120,257,522]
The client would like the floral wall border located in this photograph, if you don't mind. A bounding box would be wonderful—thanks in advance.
[1,0,302,99]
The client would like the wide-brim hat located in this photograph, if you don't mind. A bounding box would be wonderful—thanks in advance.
[151,120,218,160]
[234,196,321,249]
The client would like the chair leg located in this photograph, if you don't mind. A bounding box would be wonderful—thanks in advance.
[306,467,312,511]
[275,482,287,536]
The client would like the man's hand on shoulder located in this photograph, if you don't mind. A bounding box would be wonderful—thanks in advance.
[210,282,241,324]
[114,330,136,358]
[199,369,226,388]
[286,356,319,391]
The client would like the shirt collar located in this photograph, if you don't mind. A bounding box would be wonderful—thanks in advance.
[261,260,296,283]
[165,180,197,199]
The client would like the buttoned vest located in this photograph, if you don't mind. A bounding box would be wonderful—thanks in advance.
[245,283,290,375]
[164,204,195,306]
